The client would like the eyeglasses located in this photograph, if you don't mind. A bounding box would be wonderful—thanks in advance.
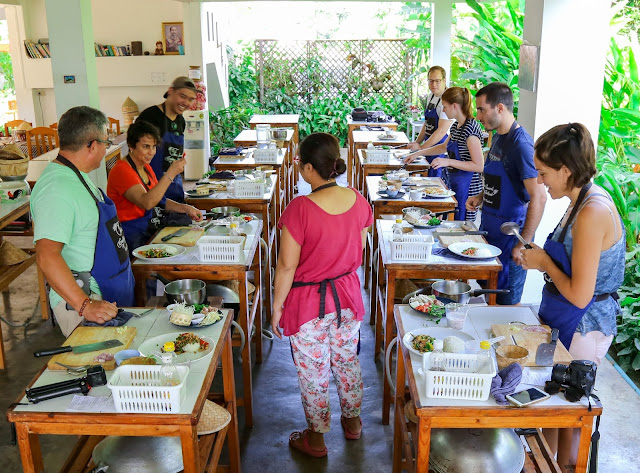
[428,79,443,84]
[89,138,114,147]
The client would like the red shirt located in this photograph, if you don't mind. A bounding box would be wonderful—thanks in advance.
[277,188,373,336]
[107,159,159,222]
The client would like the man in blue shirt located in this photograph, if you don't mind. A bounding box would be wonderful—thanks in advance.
[467,83,547,305]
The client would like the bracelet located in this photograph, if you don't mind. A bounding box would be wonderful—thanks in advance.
[165,174,174,182]
[78,298,91,317]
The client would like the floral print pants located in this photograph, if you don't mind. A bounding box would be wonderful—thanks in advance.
[290,309,363,433]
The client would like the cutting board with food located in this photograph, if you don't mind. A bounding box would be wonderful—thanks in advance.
[435,231,486,249]
[47,326,137,371]
[491,324,572,367]
[152,226,205,246]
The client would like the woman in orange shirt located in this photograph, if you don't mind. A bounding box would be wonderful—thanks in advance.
[107,120,202,253]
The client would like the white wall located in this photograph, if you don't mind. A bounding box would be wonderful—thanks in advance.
[201,2,229,109]
[13,0,205,125]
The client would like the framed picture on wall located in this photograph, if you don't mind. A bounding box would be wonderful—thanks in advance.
[162,22,184,55]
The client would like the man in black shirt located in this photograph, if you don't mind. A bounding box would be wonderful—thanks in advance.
[137,76,197,202]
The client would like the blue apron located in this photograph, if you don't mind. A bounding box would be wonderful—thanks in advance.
[149,103,185,203]
[444,135,473,221]
[120,156,166,253]
[423,96,447,178]
[480,121,527,292]
[538,184,595,349]
[58,156,135,307]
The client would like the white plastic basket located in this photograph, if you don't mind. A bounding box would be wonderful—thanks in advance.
[421,352,496,401]
[196,235,245,263]
[389,234,434,261]
[108,365,190,413]
[365,149,394,164]
[252,148,279,163]
[234,180,265,198]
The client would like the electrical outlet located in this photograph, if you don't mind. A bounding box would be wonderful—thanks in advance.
[151,72,166,83]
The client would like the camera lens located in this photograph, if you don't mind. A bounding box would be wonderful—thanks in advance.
[551,363,571,385]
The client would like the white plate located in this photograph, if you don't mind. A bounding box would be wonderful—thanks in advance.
[447,242,502,259]
[133,244,185,261]
[422,189,455,199]
[403,327,476,357]
[408,297,445,316]
[377,134,397,140]
[138,332,215,364]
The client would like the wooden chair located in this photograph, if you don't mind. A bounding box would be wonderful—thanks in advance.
[4,119,32,138]
[108,117,121,135]
[25,127,58,159]
[49,123,58,130]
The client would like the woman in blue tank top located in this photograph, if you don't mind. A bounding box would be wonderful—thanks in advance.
[521,123,625,473]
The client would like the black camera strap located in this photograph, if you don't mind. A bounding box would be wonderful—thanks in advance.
[588,393,601,473]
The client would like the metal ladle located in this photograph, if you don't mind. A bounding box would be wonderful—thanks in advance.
[500,222,533,249]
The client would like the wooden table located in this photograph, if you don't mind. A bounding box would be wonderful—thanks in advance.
[346,117,399,185]
[364,175,458,290]
[249,114,300,197]
[356,149,430,196]
[393,304,600,473]
[6,307,240,473]
[186,175,277,325]
[351,130,408,186]
[375,219,502,424]
[234,128,296,205]
[213,149,286,221]
[0,198,37,369]
[132,220,263,428]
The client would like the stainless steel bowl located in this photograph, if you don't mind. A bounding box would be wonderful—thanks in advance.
[429,428,525,473]
[402,206,433,217]
[209,206,240,219]
[269,128,288,140]
[93,436,183,473]
[164,279,207,305]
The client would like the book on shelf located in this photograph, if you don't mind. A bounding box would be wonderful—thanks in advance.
[24,40,50,58]
[94,43,131,57]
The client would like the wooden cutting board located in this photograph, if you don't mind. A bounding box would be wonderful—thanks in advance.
[434,230,487,249]
[491,324,572,367]
[47,326,137,371]
[152,226,205,246]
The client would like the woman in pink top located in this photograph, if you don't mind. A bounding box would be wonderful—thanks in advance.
[272,133,373,458]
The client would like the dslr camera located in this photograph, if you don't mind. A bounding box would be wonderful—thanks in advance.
[549,360,597,402]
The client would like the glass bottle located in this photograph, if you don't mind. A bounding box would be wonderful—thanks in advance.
[160,342,180,386]
[477,340,492,373]
[392,218,403,242]
[429,340,446,371]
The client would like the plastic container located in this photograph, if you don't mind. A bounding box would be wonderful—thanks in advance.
[390,234,434,261]
[365,149,393,163]
[108,365,190,413]
[160,342,180,386]
[234,180,265,198]
[421,351,496,401]
[392,218,403,242]
[196,235,245,263]
[429,340,446,371]
[253,148,279,163]
[445,303,469,330]
[477,341,493,373]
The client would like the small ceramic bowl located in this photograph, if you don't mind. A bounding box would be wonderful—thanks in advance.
[386,188,399,197]
[115,349,142,366]
[495,345,529,371]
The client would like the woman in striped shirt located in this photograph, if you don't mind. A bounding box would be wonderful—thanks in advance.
[404,87,484,221]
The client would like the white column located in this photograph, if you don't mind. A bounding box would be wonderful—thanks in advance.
[44,0,99,116]
[519,0,611,141]
[430,0,453,79]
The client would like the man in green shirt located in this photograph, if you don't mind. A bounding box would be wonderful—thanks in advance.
[31,106,132,336]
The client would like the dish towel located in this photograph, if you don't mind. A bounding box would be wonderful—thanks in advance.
[82,309,134,327]
[490,363,523,405]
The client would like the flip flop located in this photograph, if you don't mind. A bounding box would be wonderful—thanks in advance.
[341,416,363,440]
[289,429,328,458]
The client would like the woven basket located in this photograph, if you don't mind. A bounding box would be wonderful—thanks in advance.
[197,400,231,435]
[122,96,139,126]
[0,145,29,177]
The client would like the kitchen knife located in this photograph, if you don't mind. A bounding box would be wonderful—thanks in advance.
[34,339,123,358]
[161,228,190,241]
[535,328,559,366]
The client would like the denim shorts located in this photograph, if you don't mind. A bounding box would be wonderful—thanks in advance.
[497,259,526,305]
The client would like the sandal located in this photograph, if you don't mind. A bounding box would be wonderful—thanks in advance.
[341,416,362,440]
[289,429,328,458]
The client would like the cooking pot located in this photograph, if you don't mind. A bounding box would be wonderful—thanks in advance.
[206,206,240,219]
[152,274,206,305]
[92,435,183,473]
[404,280,508,305]
[429,428,525,473]
[206,283,240,317]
